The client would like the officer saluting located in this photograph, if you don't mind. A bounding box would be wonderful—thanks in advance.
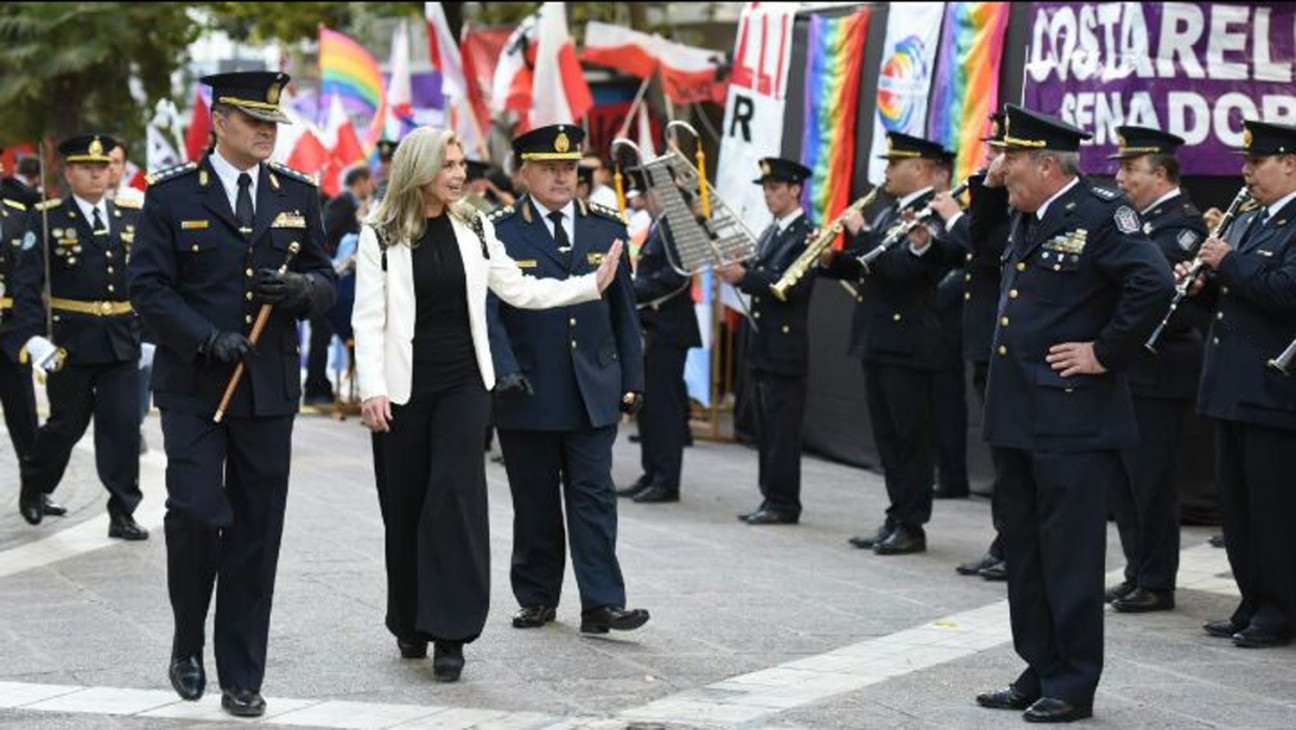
[974,105,1173,723]
[1106,126,1207,613]
[717,158,815,524]
[11,135,146,537]
[129,72,336,716]
[487,124,649,635]
[1188,119,1296,649]
[0,191,41,514]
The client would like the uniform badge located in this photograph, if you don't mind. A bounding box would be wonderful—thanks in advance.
[554,131,570,153]
[1243,128,1253,150]
[1114,206,1140,234]
[181,220,209,230]
[515,259,538,268]
[89,137,104,157]
[270,211,306,229]
[587,252,606,265]
[761,160,772,176]
[267,82,281,105]
[1177,230,1199,251]
[1142,222,1153,235]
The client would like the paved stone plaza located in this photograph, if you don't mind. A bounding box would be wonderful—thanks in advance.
[1,412,1293,728]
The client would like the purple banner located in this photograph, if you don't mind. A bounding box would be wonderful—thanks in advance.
[1023,3,1296,176]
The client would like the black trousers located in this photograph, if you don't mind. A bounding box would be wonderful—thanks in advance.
[22,360,140,514]
[499,425,626,611]
[751,369,807,518]
[162,410,294,692]
[0,354,38,461]
[933,354,968,494]
[1215,420,1296,635]
[973,360,1004,560]
[637,345,689,493]
[993,447,1113,706]
[374,385,491,643]
[1113,396,1187,591]
[864,362,934,530]
[304,313,334,399]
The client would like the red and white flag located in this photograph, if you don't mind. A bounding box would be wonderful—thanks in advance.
[388,19,413,120]
[184,89,211,162]
[582,22,728,105]
[425,2,488,158]
[530,2,592,127]
[319,95,366,196]
[491,13,538,124]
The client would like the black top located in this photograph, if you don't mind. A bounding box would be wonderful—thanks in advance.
[411,214,479,396]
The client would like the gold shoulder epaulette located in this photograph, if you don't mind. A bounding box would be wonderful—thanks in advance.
[35,198,62,212]
[3,198,26,211]
[145,161,198,187]
[589,201,625,223]
[488,205,515,222]
[268,161,317,186]
[114,197,142,209]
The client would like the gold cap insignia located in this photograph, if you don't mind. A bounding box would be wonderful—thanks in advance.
[267,82,281,105]
[89,137,104,157]
[1243,128,1253,149]
[554,131,571,154]
[1116,133,1126,148]
[760,160,772,176]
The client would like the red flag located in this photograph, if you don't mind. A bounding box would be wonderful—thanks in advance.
[184,89,211,162]
[287,130,330,178]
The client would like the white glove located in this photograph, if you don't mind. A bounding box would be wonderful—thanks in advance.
[139,342,156,370]
[25,336,58,373]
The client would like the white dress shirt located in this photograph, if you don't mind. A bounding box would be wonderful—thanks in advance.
[530,198,576,247]
[73,195,110,235]
[1266,189,1296,220]
[775,207,804,233]
[207,149,259,216]
[1141,187,1182,215]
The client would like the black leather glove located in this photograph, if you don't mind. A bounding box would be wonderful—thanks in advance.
[202,332,256,366]
[252,269,312,308]
[494,373,534,397]
[620,391,644,416]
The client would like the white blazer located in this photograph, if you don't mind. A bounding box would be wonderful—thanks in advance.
[352,212,600,405]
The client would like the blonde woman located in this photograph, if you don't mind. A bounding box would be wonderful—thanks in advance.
[352,128,623,681]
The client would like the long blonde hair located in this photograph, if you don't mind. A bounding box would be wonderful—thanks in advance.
[367,127,477,247]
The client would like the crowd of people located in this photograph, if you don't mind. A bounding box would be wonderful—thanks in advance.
[1,67,1294,724]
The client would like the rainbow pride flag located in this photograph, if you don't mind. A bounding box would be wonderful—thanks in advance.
[319,26,388,152]
[927,2,1011,184]
[800,9,871,230]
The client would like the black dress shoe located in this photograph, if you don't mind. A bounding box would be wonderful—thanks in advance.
[1204,619,1246,638]
[957,553,997,576]
[168,655,205,701]
[397,637,428,659]
[1104,580,1135,604]
[744,508,798,525]
[1209,533,1226,548]
[221,688,266,717]
[512,605,556,629]
[42,496,68,517]
[736,505,766,522]
[979,559,1008,581]
[848,524,892,550]
[1232,625,1291,648]
[976,685,1039,710]
[874,526,926,555]
[18,483,42,526]
[616,476,650,498]
[581,606,650,634]
[108,510,149,541]
[1111,587,1174,613]
[633,486,680,504]
[1023,697,1092,723]
[432,640,464,681]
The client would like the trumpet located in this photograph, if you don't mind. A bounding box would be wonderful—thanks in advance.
[856,177,972,271]
[771,187,880,301]
[1269,336,1296,375]
[1144,187,1254,352]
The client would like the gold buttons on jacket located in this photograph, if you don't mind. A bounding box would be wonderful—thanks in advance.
[964,292,972,301]
[1016,262,1026,272]
[754,311,761,319]
[246,268,254,277]
[246,291,253,301]
[1009,289,1019,299]
[569,317,577,326]
[892,313,902,322]
[998,345,1008,356]
[782,325,790,333]
[246,314,253,324]
[571,340,577,350]
[1001,316,1009,327]
[1217,312,1224,320]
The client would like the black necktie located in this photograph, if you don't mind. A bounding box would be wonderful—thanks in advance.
[236,172,254,234]
[91,207,107,236]
[1238,208,1270,252]
[757,223,777,255]
[548,210,573,270]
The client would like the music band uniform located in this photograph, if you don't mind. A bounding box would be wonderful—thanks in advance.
[736,158,816,523]
[1107,126,1208,609]
[824,133,953,554]
[129,72,337,702]
[981,105,1174,714]
[631,217,701,501]
[11,135,144,531]
[487,124,646,625]
[0,196,38,474]
[1196,119,1296,647]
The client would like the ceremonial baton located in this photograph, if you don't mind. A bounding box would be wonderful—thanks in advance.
[213,241,301,423]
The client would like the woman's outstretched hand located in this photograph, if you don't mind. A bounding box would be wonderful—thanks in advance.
[595,239,625,293]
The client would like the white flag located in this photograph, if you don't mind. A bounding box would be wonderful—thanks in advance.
[146,124,180,172]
